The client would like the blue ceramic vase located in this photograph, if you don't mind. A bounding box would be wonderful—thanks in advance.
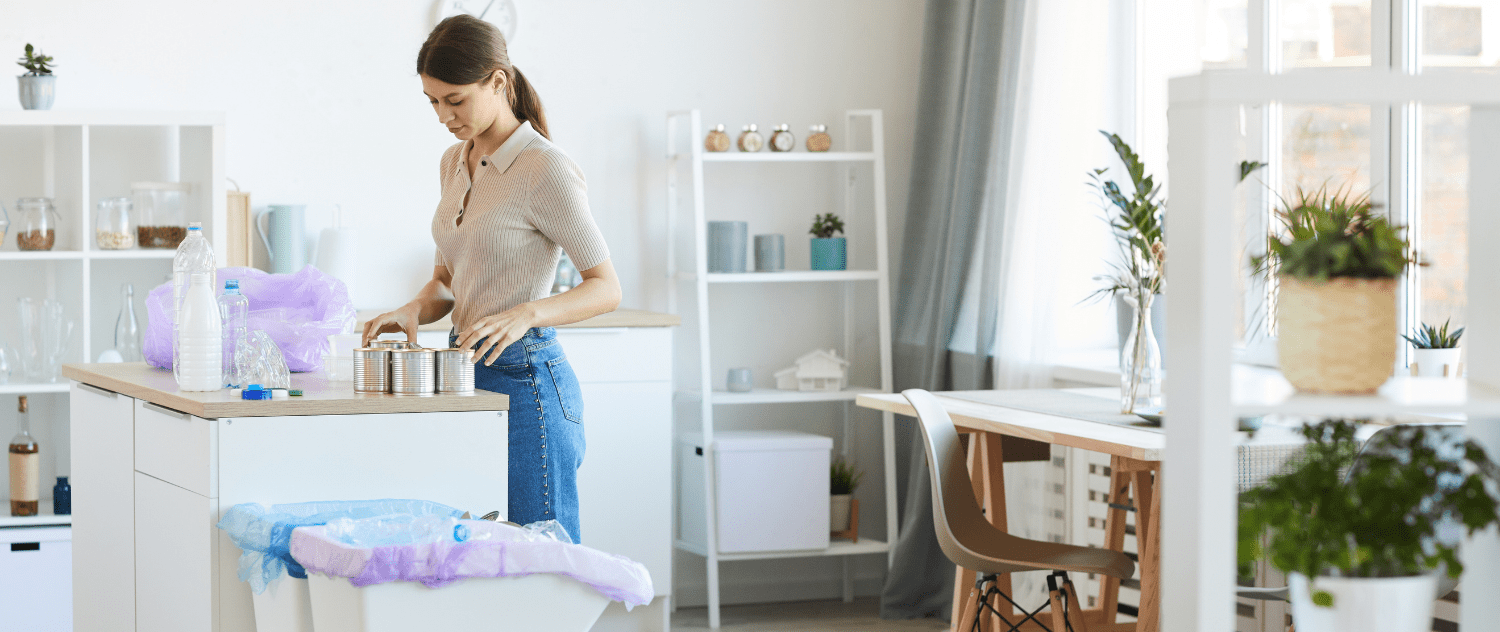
[810,237,846,271]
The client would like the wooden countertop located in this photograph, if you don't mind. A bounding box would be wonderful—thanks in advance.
[61,362,508,419]
[355,308,680,333]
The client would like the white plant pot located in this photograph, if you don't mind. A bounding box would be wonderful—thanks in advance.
[1412,347,1462,378]
[830,494,852,531]
[1288,573,1437,632]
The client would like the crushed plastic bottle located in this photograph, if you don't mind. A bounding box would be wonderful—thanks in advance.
[235,330,290,390]
[323,513,467,547]
[172,223,216,386]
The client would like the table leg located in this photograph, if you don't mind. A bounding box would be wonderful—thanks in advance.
[980,432,1011,631]
[1099,456,1132,621]
[1134,465,1162,632]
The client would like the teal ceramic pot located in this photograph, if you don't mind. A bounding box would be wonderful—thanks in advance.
[18,75,55,110]
[810,237,846,270]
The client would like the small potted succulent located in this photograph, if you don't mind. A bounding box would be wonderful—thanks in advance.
[830,455,863,539]
[1404,319,1464,378]
[1238,419,1500,632]
[16,43,56,110]
[809,212,846,271]
[1252,183,1413,393]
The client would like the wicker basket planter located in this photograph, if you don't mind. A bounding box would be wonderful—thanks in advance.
[1277,276,1397,393]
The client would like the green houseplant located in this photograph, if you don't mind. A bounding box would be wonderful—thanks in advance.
[830,455,863,534]
[1252,183,1414,393]
[1238,420,1500,631]
[809,212,846,271]
[16,43,56,110]
[1405,319,1465,378]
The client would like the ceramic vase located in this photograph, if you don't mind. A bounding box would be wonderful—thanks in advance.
[810,237,846,271]
[1277,276,1397,393]
[1412,347,1462,378]
[708,221,748,273]
[1289,573,1437,632]
[18,75,55,110]
[829,494,853,531]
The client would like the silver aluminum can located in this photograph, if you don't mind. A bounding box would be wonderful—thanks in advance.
[434,349,475,393]
[352,348,391,393]
[390,348,436,395]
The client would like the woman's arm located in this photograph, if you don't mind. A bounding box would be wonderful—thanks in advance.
[361,265,458,346]
[455,258,622,365]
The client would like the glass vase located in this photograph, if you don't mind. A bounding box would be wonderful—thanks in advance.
[1119,293,1162,414]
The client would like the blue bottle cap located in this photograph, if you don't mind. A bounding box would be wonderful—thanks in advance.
[247,384,263,390]
[225,279,240,291]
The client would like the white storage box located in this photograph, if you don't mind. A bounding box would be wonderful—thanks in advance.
[306,569,609,632]
[679,431,832,553]
[0,526,72,632]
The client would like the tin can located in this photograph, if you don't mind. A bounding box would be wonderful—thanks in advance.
[434,349,475,393]
[352,348,391,393]
[369,340,409,350]
[390,348,436,395]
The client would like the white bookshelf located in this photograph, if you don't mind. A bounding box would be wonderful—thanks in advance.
[1166,68,1500,631]
[665,109,897,628]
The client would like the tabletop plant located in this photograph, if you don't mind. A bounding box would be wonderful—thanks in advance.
[1238,420,1500,604]
[831,455,863,496]
[16,43,55,76]
[810,213,844,239]
[1251,183,1411,281]
[809,213,847,271]
[1403,319,1464,349]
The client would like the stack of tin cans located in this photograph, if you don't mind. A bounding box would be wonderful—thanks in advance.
[353,341,474,395]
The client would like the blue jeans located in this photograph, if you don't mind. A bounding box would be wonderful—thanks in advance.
[454,327,586,543]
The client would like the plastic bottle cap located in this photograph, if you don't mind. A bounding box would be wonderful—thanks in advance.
[247,384,263,390]
[225,279,239,290]
[272,389,289,400]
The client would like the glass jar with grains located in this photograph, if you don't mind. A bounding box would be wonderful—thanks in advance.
[95,197,135,249]
[15,197,59,251]
[132,181,191,248]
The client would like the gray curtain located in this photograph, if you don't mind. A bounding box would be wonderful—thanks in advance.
[882,0,1029,621]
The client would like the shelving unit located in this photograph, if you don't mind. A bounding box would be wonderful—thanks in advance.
[1165,69,1500,631]
[665,109,896,628]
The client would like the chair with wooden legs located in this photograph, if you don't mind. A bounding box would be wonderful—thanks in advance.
[903,389,1136,632]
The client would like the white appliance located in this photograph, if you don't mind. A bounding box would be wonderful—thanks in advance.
[679,430,832,553]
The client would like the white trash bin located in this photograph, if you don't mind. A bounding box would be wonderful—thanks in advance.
[306,570,609,632]
[250,577,314,632]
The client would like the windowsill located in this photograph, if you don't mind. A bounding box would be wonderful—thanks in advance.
[1050,347,1119,387]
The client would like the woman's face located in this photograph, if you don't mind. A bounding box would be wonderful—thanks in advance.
[421,72,507,142]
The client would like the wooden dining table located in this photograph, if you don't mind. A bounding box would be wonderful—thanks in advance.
[857,388,1165,632]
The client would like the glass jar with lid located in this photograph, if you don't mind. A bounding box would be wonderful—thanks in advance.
[95,197,135,250]
[15,197,59,251]
[132,181,191,248]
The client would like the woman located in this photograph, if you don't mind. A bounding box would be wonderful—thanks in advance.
[363,14,621,544]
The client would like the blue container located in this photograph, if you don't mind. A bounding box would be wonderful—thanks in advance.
[810,237,847,271]
[52,476,70,515]
[754,234,785,272]
[708,221,748,273]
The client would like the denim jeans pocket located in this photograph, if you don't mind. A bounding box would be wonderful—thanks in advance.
[546,356,584,424]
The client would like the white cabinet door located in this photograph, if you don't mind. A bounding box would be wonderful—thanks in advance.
[576,381,674,594]
[135,473,215,632]
[70,382,135,632]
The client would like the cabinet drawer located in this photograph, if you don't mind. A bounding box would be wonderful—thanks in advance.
[556,327,672,383]
[0,527,72,632]
[135,399,217,497]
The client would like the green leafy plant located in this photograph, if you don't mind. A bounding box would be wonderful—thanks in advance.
[830,455,863,495]
[16,43,55,76]
[810,213,844,239]
[1238,420,1500,604]
[1251,182,1413,281]
[1403,319,1464,349]
[1088,132,1166,302]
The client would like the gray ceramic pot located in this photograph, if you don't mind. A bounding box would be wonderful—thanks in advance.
[18,75,55,110]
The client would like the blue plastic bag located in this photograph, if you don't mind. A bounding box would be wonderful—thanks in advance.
[144,265,355,372]
[216,499,463,593]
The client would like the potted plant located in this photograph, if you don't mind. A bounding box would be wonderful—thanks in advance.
[16,43,56,111]
[830,455,863,540]
[1403,319,1463,378]
[809,213,845,271]
[1252,183,1413,393]
[1238,419,1500,632]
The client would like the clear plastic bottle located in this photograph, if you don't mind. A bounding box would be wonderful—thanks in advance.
[115,283,142,362]
[172,223,216,386]
[10,395,39,517]
[218,279,249,388]
[176,272,222,391]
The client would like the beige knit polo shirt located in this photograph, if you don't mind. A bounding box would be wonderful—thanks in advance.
[432,120,611,332]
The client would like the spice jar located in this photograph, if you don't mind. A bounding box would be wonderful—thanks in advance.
[95,197,135,249]
[15,197,59,251]
[806,124,832,152]
[132,181,191,248]
[704,124,730,152]
[737,124,764,152]
[769,124,796,152]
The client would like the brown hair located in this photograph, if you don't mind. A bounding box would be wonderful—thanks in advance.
[417,15,550,140]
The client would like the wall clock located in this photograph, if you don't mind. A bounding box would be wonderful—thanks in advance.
[432,0,518,44]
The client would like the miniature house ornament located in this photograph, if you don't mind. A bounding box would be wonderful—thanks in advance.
[775,349,850,392]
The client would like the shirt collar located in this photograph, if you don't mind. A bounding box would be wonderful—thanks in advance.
[458,120,540,176]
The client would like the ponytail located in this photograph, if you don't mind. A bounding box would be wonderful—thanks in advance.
[508,66,549,140]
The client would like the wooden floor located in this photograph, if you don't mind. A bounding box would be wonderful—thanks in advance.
[671,597,950,631]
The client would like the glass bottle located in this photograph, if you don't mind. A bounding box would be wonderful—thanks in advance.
[115,283,142,362]
[15,197,59,251]
[1118,294,1162,414]
[769,124,796,152]
[10,395,40,517]
[218,279,249,388]
[95,197,135,249]
[52,476,70,516]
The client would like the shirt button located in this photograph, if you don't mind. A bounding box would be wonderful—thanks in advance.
[481,160,487,166]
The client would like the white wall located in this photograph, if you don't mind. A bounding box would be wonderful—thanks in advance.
[2,0,923,608]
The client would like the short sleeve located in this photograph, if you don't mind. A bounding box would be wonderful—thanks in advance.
[527,149,611,271]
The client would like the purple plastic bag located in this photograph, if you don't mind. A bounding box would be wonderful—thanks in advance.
[144,265,355,372]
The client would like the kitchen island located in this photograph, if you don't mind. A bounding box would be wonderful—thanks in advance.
[62,362,511,632]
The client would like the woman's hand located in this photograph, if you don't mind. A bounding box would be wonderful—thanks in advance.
[456,303,539,365]
[362,303,422,347]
